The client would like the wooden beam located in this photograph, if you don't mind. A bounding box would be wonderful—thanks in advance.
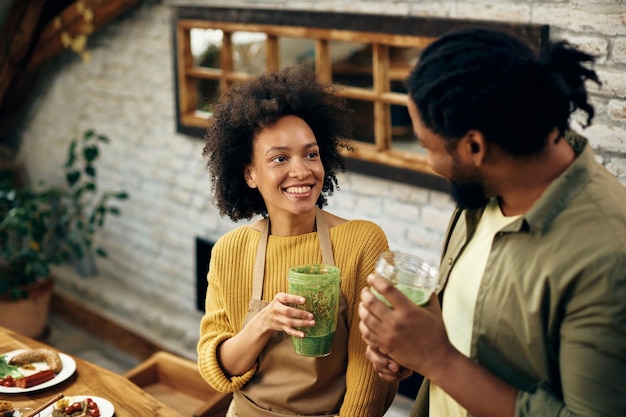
[0,0,143,141]
[0,0,48,112]
[28,0,144,70]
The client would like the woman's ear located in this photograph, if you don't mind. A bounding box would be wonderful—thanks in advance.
[244,166,257,188]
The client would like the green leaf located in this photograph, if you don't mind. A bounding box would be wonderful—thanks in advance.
[84,129,95,139]
[66,170,81,186]
[10,287,27,300]
[65,140,78,169]
[85,165,96,177]
[84,145,99,162]
[0,356,24,379]
[73,187,84,200]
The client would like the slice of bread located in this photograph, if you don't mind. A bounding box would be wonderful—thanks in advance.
[0,399,15,413]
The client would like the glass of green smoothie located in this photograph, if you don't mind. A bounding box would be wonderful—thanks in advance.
[371,251,438,307]
[288,264,341,357]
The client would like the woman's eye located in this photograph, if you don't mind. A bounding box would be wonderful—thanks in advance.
[271,155,287,163]
[305,151,319,159]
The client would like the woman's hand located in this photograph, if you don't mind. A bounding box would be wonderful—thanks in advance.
[259,292,316,338]
[365,345,413,382]
[218,292,315,377]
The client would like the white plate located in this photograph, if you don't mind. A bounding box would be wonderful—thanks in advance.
[0,349,77,394]
[40,395,114,417]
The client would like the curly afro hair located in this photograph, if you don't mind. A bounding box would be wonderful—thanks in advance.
[202,66,354,221]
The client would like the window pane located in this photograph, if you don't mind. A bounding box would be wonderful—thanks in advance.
[392,135,425,155]
[196,78,220,115]
[390,83,423,155]
[348,98,374,144]
[279,37,316,69]
[191,28,223,68]
[388,46,422,82]
[331,41,372,88]
[390,79,412,142]
[232,31,267,74]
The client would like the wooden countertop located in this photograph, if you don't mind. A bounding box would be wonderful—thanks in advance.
[0,326,180,416]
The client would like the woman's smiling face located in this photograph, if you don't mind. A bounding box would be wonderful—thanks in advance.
[244,115,324,218]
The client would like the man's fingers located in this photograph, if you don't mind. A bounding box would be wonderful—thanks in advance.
[367,274,414,310]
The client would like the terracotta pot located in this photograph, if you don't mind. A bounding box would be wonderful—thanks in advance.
[0,277,54,339]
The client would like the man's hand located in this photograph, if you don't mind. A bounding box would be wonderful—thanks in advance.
[358,273,453,380]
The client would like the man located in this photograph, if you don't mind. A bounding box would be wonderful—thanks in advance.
[358,28,626,417]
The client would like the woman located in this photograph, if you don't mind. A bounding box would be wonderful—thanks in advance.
[198,66,398,417]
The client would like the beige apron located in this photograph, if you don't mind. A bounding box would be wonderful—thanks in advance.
[227,208,349,417]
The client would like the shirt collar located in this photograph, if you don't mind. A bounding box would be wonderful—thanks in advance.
[523,132,593,235]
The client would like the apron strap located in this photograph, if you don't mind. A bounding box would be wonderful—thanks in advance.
[316,207,334,266]
[252,209,334,301]
[252,218,270,301]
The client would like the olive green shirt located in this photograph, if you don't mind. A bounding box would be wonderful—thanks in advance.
[412,134,626,417]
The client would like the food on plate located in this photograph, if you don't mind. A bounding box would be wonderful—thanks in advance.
[0,400,15,417]
[8,348,63,373]
[14,370,56,388]
[1,348,64,389]
[52,397,101,417]
[1,369,57,388]
[0,375,17,387]
[0,357,23,379]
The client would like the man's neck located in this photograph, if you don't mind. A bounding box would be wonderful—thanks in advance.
[495,139,576,216]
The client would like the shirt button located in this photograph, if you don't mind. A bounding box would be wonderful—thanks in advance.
[448,257,453,265]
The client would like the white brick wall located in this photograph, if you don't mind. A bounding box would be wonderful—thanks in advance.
[15,0,626,358]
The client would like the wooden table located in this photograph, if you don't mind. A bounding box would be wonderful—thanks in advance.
[0,326,180,416]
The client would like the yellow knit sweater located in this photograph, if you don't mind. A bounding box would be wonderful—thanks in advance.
[197,219,398,416]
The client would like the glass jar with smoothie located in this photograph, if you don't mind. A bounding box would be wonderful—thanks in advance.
[372,251,438,307]
[288,264,341,357]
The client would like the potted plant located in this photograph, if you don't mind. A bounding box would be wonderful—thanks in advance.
[62,129,129,276]
[0,168,67,338]
[0,129,128,337]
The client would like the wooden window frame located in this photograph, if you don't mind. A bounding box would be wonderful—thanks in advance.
[172,7,548,192]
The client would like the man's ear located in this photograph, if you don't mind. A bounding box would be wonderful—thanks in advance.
[244,166,257,188]
[459,130,487,166]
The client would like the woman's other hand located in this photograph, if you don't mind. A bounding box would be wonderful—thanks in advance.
[365,345,413,382]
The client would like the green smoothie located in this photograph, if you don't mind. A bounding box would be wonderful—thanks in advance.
[371,251,438,307]
[397,284,430,305]
[291,332,336,357]
[288,264,341,357]
[371,283,432,307]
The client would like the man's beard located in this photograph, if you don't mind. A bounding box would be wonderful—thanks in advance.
[448,154,489,210]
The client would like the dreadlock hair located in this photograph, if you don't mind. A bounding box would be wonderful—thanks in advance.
[202,66,353,221]
[406,28,601,155]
